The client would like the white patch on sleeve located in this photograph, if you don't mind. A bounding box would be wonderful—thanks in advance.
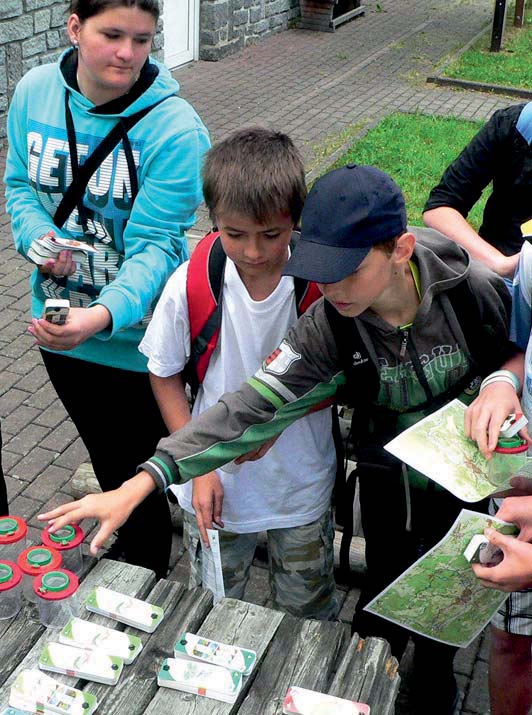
[262,340,301,375]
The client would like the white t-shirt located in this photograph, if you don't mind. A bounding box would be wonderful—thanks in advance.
[139,258,336,533]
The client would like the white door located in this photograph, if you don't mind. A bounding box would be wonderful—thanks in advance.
[163,0,198,68]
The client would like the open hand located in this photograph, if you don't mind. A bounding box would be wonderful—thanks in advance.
[38,490,135,556]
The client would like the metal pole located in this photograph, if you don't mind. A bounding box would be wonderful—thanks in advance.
[490,0,507,51]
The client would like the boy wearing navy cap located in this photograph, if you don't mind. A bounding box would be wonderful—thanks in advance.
[40,165,522,715]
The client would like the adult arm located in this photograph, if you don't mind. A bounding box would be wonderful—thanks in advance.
[5,81,69,254]
[423,106,522,276]
[423,207,518,278]
[93,117,210,338]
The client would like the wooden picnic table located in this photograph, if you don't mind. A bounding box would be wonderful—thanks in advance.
[0,558,400,714]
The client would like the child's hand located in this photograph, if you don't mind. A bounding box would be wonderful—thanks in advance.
[37,472,155,556]
[472,529,532,592]
[464,382,526,458]
[191,472,224,547]
[495,495,532,542]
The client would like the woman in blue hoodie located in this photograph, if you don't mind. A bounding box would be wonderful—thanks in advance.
[4,0,210,578]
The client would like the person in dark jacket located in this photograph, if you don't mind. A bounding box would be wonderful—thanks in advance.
[423,102,532,283]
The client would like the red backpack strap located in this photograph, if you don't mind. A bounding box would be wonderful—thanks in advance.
[295,280,322,315]
[185,231,227,388]
[289,231,322,315]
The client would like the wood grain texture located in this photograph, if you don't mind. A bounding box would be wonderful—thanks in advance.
[238,615,349,715]
[329,633,400,715]
[144,598,285,715]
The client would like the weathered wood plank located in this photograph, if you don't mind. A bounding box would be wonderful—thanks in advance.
[328,633,400,715]
[0,558,155,706]
[238,615,349,715]
[144,598,285,715]
[0,555,114,691]
[82,580,214,715]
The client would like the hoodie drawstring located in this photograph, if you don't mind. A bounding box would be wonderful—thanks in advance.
[402,461,412,532]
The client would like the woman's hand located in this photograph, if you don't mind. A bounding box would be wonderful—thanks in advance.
[28,305,111,350]
[40,249,77,277]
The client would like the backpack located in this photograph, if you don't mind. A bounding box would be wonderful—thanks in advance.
[326,277,516,577]
[183,230,322,395]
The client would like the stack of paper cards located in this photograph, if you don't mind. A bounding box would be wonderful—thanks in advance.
[85,587,164,633]
[9,669,98,715]
[157,657,242,703]
[27,235,95,266]
[283,687,370,715]
[60,617,143,664]
[39,642,124,686]
[174,633,256,675]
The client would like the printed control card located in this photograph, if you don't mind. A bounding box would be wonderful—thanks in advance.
[85,586,164,633]
[157,657,242,703]
[59,617,143,664]
[174,632,256,675]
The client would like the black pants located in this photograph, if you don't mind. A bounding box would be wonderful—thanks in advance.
[352,463,489,713]
[0,425,7,515]
[41,350,171,579]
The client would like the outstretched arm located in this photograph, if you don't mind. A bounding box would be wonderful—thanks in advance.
[38,471,157,556]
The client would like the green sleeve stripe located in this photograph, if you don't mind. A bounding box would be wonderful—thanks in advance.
[150,456,175,485]
[176,372,346,481]
[247,377,285,408]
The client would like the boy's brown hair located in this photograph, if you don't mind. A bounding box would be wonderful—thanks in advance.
[202,127,307,225]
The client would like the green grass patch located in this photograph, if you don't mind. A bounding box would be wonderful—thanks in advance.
[330,112,487,227]
[443,7,532,89]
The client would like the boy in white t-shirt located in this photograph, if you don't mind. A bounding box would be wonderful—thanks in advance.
[138,128,337,619]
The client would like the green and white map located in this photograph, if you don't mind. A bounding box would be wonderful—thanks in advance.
[365,510,517,647]
[384,399,529,501]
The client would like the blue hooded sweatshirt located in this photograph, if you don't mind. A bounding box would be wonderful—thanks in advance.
[5,48,210,371]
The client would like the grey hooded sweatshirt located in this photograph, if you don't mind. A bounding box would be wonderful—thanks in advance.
[141,228,516,491]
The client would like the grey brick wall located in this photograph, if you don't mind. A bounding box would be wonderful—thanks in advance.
[0,1,69,141]
[0,2,164,143]
[199,0,300,61]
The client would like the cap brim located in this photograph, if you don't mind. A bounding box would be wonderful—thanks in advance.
[283,240,371,283]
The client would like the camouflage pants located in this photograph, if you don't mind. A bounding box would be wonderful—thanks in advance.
[183,509,337,621]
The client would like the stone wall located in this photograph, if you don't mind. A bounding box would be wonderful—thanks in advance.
[0,1,69,141]
[0,2,164,143]
[200,0,300,61]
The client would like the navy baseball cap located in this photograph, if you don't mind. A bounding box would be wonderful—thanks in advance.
[284,164,407,283]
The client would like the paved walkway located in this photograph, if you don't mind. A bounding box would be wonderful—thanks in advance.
[0,0,518,711]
